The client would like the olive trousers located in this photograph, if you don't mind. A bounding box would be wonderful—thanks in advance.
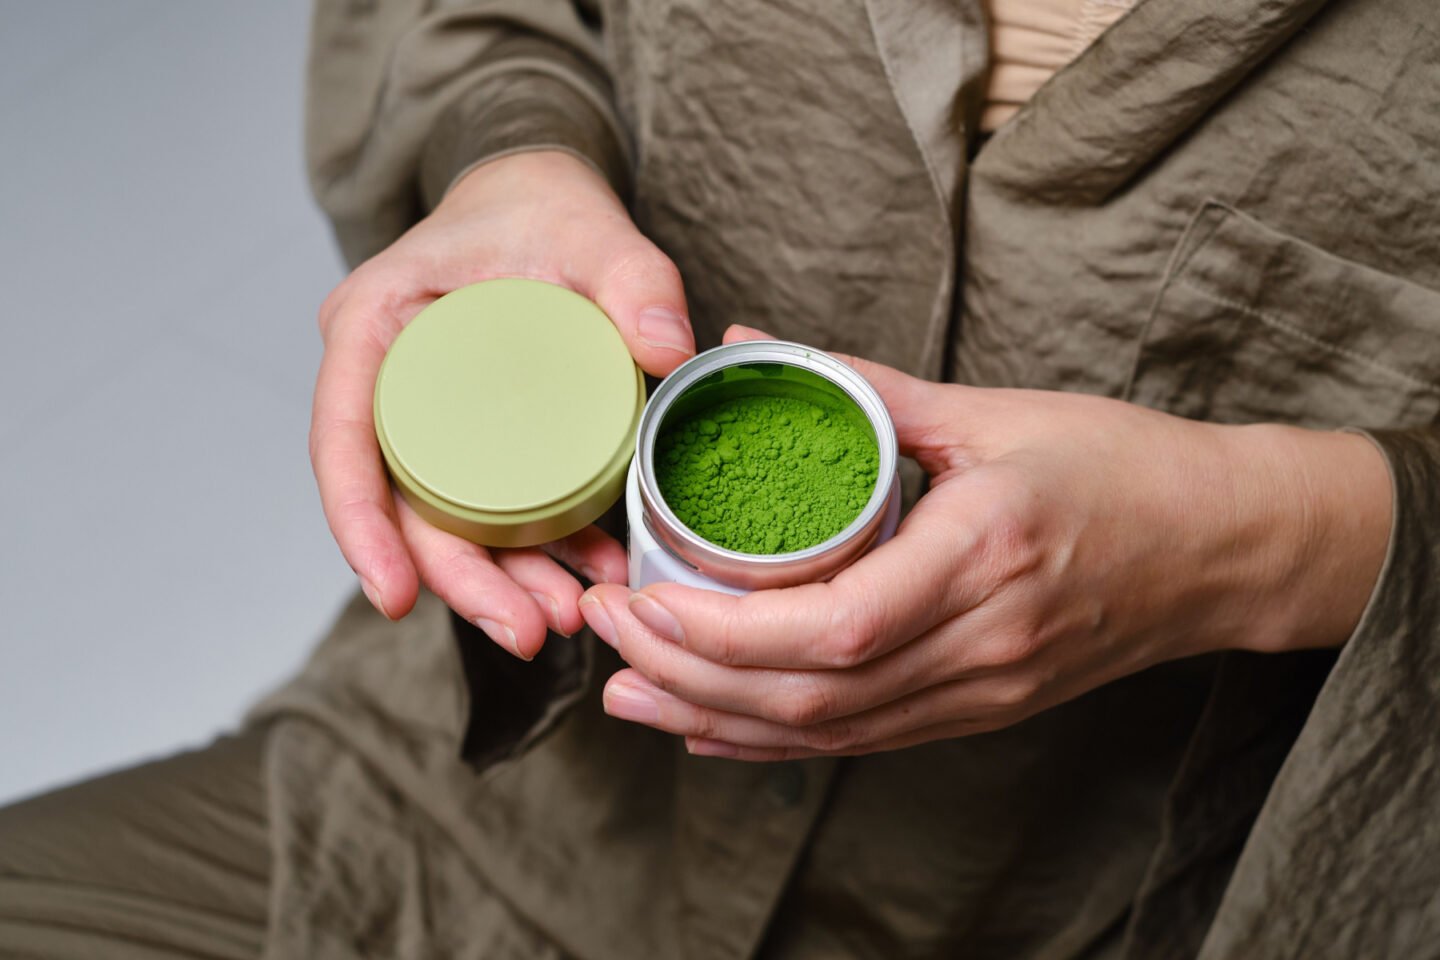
[0,733,272,959]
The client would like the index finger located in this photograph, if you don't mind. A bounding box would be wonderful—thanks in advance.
[626,494,984,669]
[310,296,419,620]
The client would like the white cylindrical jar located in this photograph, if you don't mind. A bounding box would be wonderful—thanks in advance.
[627,340,901,594]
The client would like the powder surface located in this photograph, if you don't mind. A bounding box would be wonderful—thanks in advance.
[655,394,879,554]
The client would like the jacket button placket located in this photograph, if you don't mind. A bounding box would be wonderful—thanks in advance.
[674,754,837,960]
[765,763,806,808]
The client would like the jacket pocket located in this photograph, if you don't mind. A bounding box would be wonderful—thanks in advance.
[1124,201,1440,429]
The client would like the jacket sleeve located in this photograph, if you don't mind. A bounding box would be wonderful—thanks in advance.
[305,0,629,266]
[1193,426,1440,958]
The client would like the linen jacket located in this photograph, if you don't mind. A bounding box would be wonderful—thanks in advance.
[250,0,1440,956]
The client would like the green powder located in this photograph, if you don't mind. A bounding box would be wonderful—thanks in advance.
[655,393,879,554]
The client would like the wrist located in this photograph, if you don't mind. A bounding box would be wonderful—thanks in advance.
[445,149,617,212]
[1222,422,1392,653]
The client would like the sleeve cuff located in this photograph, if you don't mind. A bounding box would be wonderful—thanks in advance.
[419,56,632,211]
[1340,427,1440,652]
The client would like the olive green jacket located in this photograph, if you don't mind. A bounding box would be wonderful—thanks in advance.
[251,0,1440,956]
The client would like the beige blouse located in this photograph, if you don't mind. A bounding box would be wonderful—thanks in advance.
[981,0,1138,131]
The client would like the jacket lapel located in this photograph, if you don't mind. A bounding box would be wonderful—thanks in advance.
[973,0,1332,203]
[862,0,989,379]
[862,0,988,222]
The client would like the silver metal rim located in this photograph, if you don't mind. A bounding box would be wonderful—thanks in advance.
[636,340,898,576]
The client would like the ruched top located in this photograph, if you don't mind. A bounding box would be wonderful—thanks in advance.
[981,0,1137,131]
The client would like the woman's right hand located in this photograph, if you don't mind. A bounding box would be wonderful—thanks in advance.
[311,150,694,659]
[585,327,1390,760]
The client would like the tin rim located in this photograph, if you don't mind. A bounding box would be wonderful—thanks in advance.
[636,340,898,580]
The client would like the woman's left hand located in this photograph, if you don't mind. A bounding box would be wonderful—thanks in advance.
[579,326,1393,761]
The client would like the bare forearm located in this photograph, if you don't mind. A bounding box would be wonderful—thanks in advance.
[1222,423,1392,653]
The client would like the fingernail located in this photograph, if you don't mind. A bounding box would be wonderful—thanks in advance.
[629,594,684,644]
[687,737,739,758]
[579,595,618,648]
[578,564,603,586]
[637,307,694,355]
[474,617,529,661]
[725,323,771,341]
[604,682,660,724]
[359,577,390,620]
[529,592,564,635]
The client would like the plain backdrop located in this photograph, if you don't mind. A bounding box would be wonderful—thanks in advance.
[0,2,359,804]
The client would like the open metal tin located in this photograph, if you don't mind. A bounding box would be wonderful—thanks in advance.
[632,340,899,591]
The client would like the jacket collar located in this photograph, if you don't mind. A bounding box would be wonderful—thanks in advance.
[972,0,1332,202]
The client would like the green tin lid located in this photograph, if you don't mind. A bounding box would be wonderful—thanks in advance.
[374,279,644,548]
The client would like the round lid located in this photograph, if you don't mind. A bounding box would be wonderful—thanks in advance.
[374,279,644,547]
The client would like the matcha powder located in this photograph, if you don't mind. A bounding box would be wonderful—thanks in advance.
[655,394,879,554]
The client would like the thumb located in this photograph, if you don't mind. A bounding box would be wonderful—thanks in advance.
[722,323,773,345]
[584,226,695,377]
[721,324,954,457]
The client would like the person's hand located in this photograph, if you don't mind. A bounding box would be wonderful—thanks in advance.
[312,151,695,659]
[580,325,1392,759]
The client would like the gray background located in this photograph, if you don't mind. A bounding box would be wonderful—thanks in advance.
[0,3,358,804]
